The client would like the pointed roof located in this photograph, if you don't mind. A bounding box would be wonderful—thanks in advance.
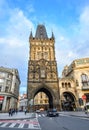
[51,31,55,39]
[29,30,33,39]
[35,24,48,39]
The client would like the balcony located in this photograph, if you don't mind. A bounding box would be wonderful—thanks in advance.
[82,86,89,90]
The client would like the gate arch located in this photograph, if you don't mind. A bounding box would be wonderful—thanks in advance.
[31,84,57,109]
[61,91,76,111]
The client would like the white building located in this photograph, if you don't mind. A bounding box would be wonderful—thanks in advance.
[0,66,20,112]
[18,94,28,111]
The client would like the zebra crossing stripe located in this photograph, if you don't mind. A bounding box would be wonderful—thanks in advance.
[1,123,8,127]
[9,123,16,128]
[0,118,41,129]
[18,123,24,128]
[28,124,34,129]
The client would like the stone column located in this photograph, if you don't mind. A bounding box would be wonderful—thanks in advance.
[2,96,7,112]
[11,73,16,93]
[10,97,14,108]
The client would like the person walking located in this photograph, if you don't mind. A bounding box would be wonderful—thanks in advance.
[24,108,27,115]
[84,106,88,114]
[9,108,12,116]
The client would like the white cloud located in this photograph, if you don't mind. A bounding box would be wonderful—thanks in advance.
[80,6,89,25]
[0,7,35,93]
[1,2,89,93]
[46,6,89,76]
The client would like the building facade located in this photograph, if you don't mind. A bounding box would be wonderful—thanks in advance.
[18,94,28,112]
[0,67,20,112]
[27,24,60,110]
[59,58,89,111]
[34,92,49,110]
[27,24,89,111]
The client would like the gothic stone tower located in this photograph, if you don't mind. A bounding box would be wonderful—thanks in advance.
[27,24,60,109]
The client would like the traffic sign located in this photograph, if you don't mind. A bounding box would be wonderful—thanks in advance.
[82,95,86,100]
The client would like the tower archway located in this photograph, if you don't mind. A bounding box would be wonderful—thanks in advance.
[34,87,53,110]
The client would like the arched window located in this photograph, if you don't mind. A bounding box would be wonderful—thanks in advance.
[81,74,89,86]
[65,83,67,88]
[68,82,71,88]
[62,83,64,88]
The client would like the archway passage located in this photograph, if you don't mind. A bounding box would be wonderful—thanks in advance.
[62,92,76,111]
[34,87,53,110]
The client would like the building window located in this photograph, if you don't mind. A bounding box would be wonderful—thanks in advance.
[68,83,71,88]
[81,74,89,86]
[0,79,4,83]
[5,86,9,92]
[40,93,42,98]
[0,86,2,92]
[62,83,64,88]
[65,83,67,88]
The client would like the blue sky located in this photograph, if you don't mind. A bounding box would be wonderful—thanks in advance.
[0,0,89,94]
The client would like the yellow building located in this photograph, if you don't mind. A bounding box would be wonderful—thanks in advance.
[59,58,89,111]
[34,92,49,110]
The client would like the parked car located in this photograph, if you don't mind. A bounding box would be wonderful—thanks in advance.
[47,108,59,117]
[36,109,40,113]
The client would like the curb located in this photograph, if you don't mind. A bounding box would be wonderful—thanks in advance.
[59,112,89,118]
[0,113,36,120]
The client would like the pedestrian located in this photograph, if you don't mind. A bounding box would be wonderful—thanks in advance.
[84,106,88,114]
[9,108,12,116]
[24,108,27,115]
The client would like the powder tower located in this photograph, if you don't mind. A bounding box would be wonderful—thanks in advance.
[27,24,60,110]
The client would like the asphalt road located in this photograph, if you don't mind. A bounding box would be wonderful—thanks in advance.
[38,112,89,130]
[0,112,89,130]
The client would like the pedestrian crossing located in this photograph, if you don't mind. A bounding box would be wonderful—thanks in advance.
[0,118,41,129]
[37,113,46,118]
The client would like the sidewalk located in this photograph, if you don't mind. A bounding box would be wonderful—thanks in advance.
[0,111,89,120]
[59,111,89,118]
[0,112,36,120]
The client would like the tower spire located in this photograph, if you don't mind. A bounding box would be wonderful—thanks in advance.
[51,31,55,39]
[29,30,33,39]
